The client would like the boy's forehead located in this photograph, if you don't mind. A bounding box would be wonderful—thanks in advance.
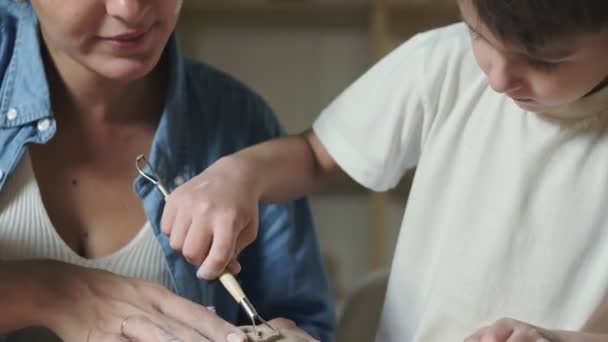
[457,0,608,61]
[458,0,579,60]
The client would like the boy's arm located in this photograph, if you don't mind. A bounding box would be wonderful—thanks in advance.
[163,129,343,280]
[230,129,342,203]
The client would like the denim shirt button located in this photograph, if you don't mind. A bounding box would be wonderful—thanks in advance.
[37,118,51,131]
[6,108,17,121]
[173,175,186,187]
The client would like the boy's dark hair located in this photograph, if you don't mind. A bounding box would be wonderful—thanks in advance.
[470,0,608,51]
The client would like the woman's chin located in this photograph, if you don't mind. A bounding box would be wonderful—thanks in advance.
[90,56,161,81]
[99,65,156,81]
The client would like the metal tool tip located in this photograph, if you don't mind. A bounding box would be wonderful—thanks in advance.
[135,154,159,184]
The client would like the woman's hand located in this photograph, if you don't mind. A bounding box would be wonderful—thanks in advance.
[37,261,247,342]
[161,155,260,280]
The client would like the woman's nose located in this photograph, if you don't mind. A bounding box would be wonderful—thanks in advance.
[106,0,150,25]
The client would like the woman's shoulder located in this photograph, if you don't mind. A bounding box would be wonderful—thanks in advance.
[175,56,283,144]
[179,56,278,129]
[181,57,267,108]
[0,2,22,48]
[0,1,21,79]
[0,0,20,18]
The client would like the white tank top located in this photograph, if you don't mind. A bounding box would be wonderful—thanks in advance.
[0,152,173,341]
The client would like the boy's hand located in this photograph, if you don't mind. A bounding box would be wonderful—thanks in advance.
[161,156,260,280]
[465,318,560,342]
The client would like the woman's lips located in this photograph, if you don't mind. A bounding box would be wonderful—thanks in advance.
[108,31,146,40]
[101,30,150,49]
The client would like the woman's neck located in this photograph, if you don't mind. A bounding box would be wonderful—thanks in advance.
[42,41,167,126]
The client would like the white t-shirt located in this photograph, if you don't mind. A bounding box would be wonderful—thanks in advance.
[314,23,608,341]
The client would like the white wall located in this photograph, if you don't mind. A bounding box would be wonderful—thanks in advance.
[177,16,371,134]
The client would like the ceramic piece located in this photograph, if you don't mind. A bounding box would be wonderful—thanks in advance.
[239,325,309,342]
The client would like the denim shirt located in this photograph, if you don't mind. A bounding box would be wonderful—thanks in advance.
[0,1,335,340]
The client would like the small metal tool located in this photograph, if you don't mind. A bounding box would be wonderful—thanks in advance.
[135,154,280,339]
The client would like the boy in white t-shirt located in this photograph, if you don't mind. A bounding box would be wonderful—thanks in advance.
[165,0,608,341]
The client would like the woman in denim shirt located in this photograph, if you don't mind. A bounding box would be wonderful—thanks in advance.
[0,0,334,341]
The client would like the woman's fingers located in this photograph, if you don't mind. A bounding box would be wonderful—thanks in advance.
[43,262,241,342]
[157,294,247,342]
[86,329,128,342]
[120,315,186,342]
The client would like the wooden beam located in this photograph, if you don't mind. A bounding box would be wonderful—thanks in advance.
[369,0,390,271]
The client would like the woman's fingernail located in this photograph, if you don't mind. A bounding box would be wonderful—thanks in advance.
[206,306,216,313]
[227,333,246,342]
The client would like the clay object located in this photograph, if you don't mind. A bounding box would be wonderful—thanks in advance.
[239,325,309,342]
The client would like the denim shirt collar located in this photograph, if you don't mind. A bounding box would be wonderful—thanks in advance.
[0,1,51,128]
[134,35,189,198]
[0,1,192,190]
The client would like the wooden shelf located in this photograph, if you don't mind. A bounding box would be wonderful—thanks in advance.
[184,0,457,12]
[181,0,371,26]
[180,0,459,32]
[184,0,367,11]
[390,0,457,10]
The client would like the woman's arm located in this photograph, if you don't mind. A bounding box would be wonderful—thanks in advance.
[0,260,52,334]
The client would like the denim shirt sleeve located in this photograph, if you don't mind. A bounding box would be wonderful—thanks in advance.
[156,55,337,340]
[236,99,336,341]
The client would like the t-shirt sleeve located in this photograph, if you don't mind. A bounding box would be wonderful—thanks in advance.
[313,29,449,191]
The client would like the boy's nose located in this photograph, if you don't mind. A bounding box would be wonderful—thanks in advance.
[487,58,522,94]
[106,0,150,25]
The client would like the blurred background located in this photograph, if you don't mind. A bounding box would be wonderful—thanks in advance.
[176,0,459,336]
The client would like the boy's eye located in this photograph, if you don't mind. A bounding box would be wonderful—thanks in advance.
[526,58,561,72]
[464,23,481,40]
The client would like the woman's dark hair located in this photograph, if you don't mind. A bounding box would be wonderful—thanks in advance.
[469,0,608,51]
